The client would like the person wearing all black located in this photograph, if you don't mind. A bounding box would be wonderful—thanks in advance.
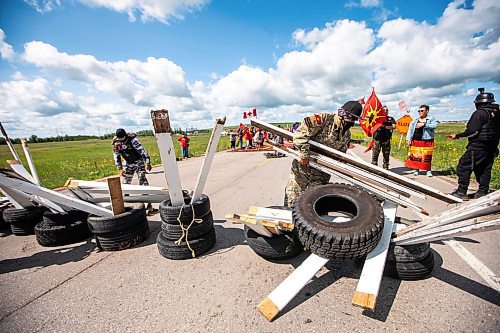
[371,107,396,169]
[448,88,500,199]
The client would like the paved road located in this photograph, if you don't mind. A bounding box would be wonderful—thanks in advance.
[0,146,498,332]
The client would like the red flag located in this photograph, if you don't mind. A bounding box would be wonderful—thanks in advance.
[252,108,257,116]
[243,112,247,119]
[359,88,386,137]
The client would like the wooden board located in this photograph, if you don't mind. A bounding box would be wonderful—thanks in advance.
[107,176,125,215]
[151,110,184,207]
[251,118,461,204]
[0,173,113,217]
[191,117,226,203]
[20,138,40,184]
[257,253,329,321]
[352,201,397,311]
[247,206,292,221]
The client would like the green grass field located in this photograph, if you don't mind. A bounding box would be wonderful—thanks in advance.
[1,123,498,189]
[0,133,231,189]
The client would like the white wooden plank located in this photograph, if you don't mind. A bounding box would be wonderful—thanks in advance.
[395,192,500,237]
[395,218,500,245]
[257,253,329,321]
[151,109,184,206]
[20,139,40,185]
[7,161,65,212]
[241,220,274,237]
[7,160,36,183]
[0,185,33,208]
[0,121,21,161]
[315,154,423,199]
[8,188,66,212]
[272,145,428,215]
[393,213,500,243]
[352,201,397,311]
[247,206,292,221]
[67,180,167,194]
[0,174,113,217]
[191,117,226,203]
[156,132,184,206]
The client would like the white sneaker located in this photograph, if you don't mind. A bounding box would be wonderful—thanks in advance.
[426,171,433,177]
[413,170,419,176]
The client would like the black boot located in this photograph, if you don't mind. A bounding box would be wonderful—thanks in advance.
[473,190,488,199]
[450,189,468,200]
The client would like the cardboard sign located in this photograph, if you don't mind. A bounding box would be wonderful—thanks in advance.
[396,114,413,134]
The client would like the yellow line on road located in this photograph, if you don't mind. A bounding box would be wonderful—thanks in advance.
[257,159,270,167]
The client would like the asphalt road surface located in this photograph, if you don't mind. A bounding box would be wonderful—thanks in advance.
[0,145,498,333]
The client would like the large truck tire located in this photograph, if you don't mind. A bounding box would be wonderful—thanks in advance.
[293,183,384,260]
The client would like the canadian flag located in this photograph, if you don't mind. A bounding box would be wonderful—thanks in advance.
[243,108,257,119]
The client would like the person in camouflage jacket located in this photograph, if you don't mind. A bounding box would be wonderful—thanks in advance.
[284,101,363,207]
[113,128,151,185]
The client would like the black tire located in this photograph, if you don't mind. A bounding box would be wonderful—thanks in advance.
[387,242,430,263]
[159,194,210,224]
[43,210,89,227]
[384,243,434,280]
[385,251,435,281]
[161,211,214,241]
[156,227,216,260]
[35,220,92,247]
[95,220,150,251]
[293,183,384,260]
[244,225,302,260]
[88,204,146,234]
[3,206,46,236]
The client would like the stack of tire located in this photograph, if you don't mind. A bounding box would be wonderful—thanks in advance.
[292,183,384,260]
[0,201,12,235]
[87,204,150,251]
[244,206,303,261]
[3,206,46,236]
[35,210,92,247]
[384,242,435,280]
[156,193,216,260]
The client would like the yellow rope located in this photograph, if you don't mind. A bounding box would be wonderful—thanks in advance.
[175,203,203,258]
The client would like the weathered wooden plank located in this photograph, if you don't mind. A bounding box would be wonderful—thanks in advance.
[257,253,329,321]
[0,173,113,217]
[151,110,184,206]
[191,117,226,203]
[247,206,293,221]
[252,118,461,204]
[0,122,21,161]
[20,139,40,185]
[272,145,428,215]
[107,176,125,215]
[353,201,397,311]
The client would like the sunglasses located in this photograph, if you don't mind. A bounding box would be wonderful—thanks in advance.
[418,110,426,112]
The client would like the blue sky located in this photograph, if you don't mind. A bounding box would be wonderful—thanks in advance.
[0,0,499,138]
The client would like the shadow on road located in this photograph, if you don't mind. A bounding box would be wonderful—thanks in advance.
[205,221,245,256]
[0,239,95,274]
[431,249,500,306]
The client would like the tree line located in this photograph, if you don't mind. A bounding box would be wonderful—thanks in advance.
[0,128,210,145]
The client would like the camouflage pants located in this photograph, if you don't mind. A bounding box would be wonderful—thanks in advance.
[372,139,391,169]
[284,159,331,207]
[122,160,149,186]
